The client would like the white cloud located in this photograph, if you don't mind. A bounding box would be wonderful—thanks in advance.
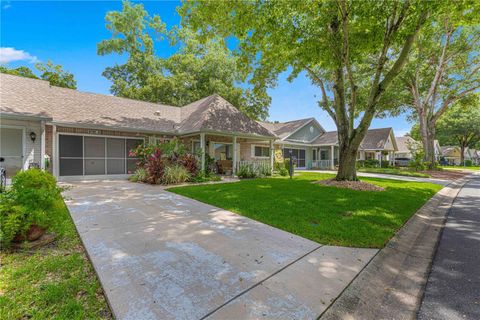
[0,47,38,64]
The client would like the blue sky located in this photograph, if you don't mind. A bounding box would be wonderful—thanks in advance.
[1,0,412,135]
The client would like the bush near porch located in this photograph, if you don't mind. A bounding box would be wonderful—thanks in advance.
[128,139,219,184]
[169,172,442,248]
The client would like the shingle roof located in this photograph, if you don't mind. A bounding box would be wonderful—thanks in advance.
[395,136,418,153]
[258,118,314,139]
[311,128,395,150]
[0,74,274,137]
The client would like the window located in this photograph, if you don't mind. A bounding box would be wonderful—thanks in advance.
[253,145,270,158]
[213,143,232,160]
[313,149,317,161]
[283,148,306,167]
[192,141,201,154]
[320,150,328,160]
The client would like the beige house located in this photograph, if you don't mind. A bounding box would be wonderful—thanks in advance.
[1,74,398,179]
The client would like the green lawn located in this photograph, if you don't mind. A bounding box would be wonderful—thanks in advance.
[169,172,442,248]
[0,200,111,319]
[357,167,430,177]
[440,165,480,171]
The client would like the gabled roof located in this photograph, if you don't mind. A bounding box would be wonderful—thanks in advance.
[258,118,315,139]
[0,74,274,137]
[395,136,419,153]
[311,127,396,151]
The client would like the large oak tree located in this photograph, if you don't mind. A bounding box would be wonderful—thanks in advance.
[180,0,435,180]
[401,4,480,166]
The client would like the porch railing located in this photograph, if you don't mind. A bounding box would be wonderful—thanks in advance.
[236,159,271,172]
[311,160,333,169]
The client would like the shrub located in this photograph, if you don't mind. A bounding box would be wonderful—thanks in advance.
[144,148,165,184]
[284,158,295,176]
[180,154,199,178]
[129,167,148,183]
[0,169,63,248]
[279,167,288,176]
[363,159,380,168]
[163,165,190,184]
[465,159,473,166]
[237,163,257,179]
[259,163,272,177]
[408,159,425,171]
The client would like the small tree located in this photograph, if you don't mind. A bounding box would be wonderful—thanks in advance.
[36,60,77,89]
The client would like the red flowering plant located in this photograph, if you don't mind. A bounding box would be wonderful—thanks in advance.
[179,154,199,178]
[144,148,165,184]
[129,144,156,168]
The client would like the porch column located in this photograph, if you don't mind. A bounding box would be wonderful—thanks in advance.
[52,125,58,178]
[200,133,206,172]
[232,135,237,175]
[40,121,46,170]
[270,139,274,173]
[330,145,335,170]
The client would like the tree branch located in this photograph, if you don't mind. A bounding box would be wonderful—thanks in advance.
[432,84,480,122]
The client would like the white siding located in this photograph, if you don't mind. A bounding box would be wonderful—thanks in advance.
[0,119,42,168]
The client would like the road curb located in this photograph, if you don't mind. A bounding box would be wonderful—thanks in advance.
[319,175,472,320]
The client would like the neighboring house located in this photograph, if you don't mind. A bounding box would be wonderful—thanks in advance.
[466,148,479,165]
[0,74,397,179]
[395,136,419,160]
[441,146,467,165]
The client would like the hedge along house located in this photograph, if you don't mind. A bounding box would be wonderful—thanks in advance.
[0,74,276,179]
[258,119,398,169]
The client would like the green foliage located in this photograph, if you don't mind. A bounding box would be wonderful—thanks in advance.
[237,163,257,179]
[0,199,111,318]
[436,96,480,150]
[278,167,288,176]
[0,66,38,79]
[465,159,473,167]
[191,171,221,183]
[163,165,190,185]
[180,0,441,180]
[128,167,148,183]
[0,61,76,89]
[284,158,295,176]
[0,169,63,248]
[97,0,269,119]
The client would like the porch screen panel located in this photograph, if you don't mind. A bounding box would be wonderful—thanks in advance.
[59,135,83,176]
[107,138,126,174]
[298,149,306,167]
[84,137,106,175]
[126,139,143,174]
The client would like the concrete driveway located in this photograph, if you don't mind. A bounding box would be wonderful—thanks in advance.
[64,180,377,320]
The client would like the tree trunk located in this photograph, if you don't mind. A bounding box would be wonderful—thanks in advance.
[418,110,430,161]
[460,144,465,165]
[426,121,436,168]
[336,143,359,181]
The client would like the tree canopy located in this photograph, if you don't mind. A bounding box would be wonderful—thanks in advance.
[0,60,77,89]
[180,0,439,180]
[436,95,480,162]
[97,1,270,119]
[399,2,480,165]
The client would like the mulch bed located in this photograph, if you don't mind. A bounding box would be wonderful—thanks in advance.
[314,179,385,192]
[421,170,468,180]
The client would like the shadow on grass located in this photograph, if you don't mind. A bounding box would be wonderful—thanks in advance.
[169,173,442,248]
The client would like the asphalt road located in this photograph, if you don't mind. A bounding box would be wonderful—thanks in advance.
[418,173,480,320]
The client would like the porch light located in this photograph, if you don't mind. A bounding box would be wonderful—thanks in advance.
[29,131,37,143]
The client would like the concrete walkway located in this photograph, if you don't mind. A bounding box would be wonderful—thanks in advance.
[418,173,480,320]
[64,180,377,320]
[300,169,451,186]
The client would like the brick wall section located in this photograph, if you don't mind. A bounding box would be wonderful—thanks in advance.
[45,125,53,173]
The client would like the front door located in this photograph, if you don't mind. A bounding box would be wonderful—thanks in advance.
[0,127,24,178]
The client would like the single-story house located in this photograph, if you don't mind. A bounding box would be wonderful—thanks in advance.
[0,74,398,179]
[395,136,420,160]
[440,146,476,165]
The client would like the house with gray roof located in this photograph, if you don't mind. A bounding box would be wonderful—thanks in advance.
[0,73,398,179]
